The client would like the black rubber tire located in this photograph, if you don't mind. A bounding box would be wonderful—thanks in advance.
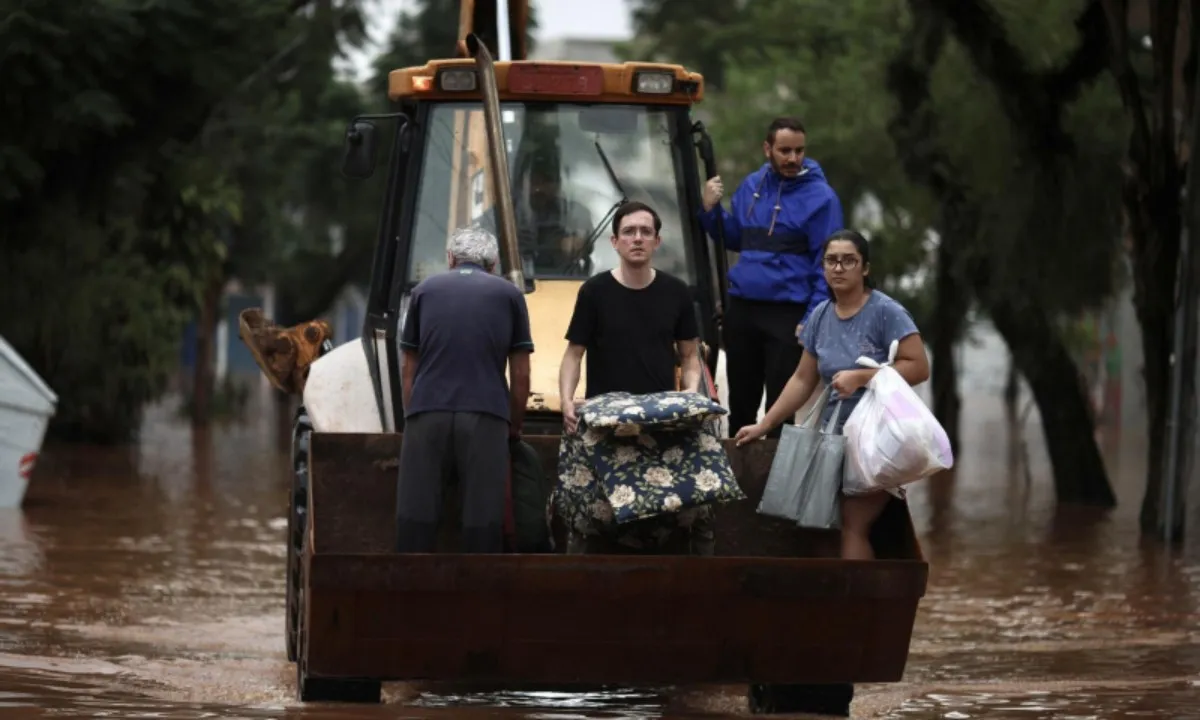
[297,672,382,703]
[748,683,853,716]
[285,408,311,663]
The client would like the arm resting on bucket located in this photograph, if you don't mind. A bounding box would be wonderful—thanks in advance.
[558,344,585,434]
[677,339,701,393]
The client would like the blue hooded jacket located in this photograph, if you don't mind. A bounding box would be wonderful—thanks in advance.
[699,157,844,323]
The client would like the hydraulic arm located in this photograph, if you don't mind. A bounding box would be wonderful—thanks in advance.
[456,0,530,61]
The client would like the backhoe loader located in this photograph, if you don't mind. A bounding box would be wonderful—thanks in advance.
[238,0,928,712]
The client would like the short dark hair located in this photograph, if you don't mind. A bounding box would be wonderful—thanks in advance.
[612,200,662,236]
[766,117,806,144]
[821,229,874,288]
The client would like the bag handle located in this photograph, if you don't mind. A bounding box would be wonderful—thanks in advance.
[855,338,899,369]
[821,399,844,434]
[799,386,832,429]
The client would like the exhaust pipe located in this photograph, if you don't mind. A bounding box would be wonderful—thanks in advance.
[466,34,525,292]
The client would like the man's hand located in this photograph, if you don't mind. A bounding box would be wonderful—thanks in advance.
[795,322,804,345]
[562,399,579,435]
[702,177,724,212]
[831,369,875,398]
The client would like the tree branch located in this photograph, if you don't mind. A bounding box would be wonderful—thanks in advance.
[1185,3,1200,128]
[887,5,949,194]
[1043,0,1111,102]
[1149,0,1181,180]
[928,0,1110,157]
[1099,0,1153,172]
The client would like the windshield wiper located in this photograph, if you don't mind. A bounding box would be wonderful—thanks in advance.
[561,139,628,273]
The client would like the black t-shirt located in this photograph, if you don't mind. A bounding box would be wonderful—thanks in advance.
[400,263,535,421]
[565,270,699,398]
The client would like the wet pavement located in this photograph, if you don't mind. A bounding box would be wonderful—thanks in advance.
[2,352,1199,718]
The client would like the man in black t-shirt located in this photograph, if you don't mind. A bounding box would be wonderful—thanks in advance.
[558,201,702,433]
[557,202,714,557]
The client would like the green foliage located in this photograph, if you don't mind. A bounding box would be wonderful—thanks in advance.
[0,0,369,441]
[0,209,195,442]
[630,0,1127,329]
[1,0,545,440]
[923,4,1128,314]
[620,0,747,89]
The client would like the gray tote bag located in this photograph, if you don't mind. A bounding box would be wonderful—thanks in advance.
[755,387,844,530]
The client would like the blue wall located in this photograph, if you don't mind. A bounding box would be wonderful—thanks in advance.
[178,290,267,378]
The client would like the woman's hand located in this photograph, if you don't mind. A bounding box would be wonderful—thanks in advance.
[734,422,770,446]
[831,368,875,397]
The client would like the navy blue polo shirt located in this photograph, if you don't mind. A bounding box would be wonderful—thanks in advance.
[400,262,534,422]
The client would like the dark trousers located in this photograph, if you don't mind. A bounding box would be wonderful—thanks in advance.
[724,295,807,438]
[394,411,508,553]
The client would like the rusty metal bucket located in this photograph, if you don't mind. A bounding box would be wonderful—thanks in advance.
[297,432,927,692]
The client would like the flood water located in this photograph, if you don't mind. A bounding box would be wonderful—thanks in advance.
[2,346,1199,718]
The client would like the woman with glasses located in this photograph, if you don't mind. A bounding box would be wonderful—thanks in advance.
[733,228,931,560]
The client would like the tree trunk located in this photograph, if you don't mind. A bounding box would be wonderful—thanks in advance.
[192,279,222,426]
[1096,0,1186,536]
[1134,215,1189,539]
[1128,187,1183,533]
[990,299,1116,506]
[930,240,966,453]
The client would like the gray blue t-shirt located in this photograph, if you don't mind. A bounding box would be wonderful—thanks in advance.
[400,263,535,422]
[798,290,920,430]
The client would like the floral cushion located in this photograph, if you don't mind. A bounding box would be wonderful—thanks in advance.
[578,391,727,435]
[591,427,745,524]
[553,414,745,544]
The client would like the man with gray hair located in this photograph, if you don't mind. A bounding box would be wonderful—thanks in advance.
[395,224,534,553]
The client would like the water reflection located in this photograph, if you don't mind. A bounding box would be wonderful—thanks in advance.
[884,681,1200,719]
[0,369,1196,718]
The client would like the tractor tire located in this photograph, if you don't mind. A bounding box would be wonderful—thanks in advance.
[748,683,852,716]
[285,408,311,663]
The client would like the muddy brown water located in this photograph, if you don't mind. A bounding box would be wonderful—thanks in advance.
[1,382,1199,718]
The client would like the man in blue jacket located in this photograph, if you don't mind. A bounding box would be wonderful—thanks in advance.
[700,116,844,438]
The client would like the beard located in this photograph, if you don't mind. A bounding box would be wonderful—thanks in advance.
[771,156,802,177]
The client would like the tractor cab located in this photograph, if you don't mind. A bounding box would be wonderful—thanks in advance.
[341,56,727,434]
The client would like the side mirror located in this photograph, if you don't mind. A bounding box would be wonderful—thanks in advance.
[342,120,379,179]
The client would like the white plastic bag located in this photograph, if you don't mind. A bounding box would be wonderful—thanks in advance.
[842,340,954,495]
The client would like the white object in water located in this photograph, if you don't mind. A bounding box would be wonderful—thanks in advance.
[0,335,58,508]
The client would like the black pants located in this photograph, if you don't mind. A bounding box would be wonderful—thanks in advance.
[394,411,508,553]
[724,295,807,438]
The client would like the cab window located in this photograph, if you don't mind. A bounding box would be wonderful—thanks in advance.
[406,102,697,285]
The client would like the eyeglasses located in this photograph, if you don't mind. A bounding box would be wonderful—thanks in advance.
[823,254,860,270]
